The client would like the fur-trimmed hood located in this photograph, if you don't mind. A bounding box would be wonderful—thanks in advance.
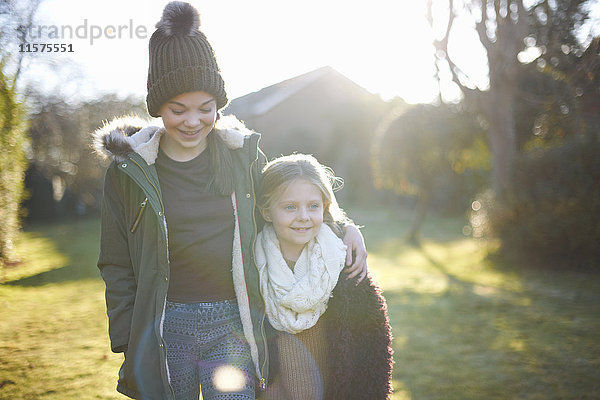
[92,114,255,165]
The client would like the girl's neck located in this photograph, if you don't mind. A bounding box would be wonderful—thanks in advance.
[283,257,296,271]
[160,133,207,162]
[279,243,305,265]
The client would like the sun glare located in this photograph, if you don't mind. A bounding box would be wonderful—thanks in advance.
[187,0,440,102]
[212,365,247,392]
[337,0,439,102]
[33,0,451,103]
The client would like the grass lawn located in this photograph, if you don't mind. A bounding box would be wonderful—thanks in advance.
[1,209,599,399]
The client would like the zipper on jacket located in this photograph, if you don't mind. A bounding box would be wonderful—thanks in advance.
[130,198,148,233]
[128,156,165,215]
[249,152,269,388]
[124,155,173,397]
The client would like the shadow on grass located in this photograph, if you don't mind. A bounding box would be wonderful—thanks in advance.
[413,242,473,287]
[386,243,600,399]
[5,218,102,287]
[6,263,99,287]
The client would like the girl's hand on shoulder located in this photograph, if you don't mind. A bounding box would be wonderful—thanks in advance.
[342,224,368,284]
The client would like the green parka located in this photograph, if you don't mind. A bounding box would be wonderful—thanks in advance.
[94,115,269,399]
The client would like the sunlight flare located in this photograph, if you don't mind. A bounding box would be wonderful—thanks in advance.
[212,365,246,393]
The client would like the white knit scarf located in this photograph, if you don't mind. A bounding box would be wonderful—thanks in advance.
[256,224,347,334]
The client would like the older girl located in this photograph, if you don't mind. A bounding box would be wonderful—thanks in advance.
[256,154,393,400]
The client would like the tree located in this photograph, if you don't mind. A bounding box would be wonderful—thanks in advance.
[0,0,44,85]
[426,0,593,195]
[25,92,147,220]
[0,0,43,269]
[513,37,599,152]
[0,61,28,269]
[372,103,489,242]
[471,134,600,269]
[513,2,598,149]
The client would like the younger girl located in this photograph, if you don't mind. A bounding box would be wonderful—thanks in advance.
[256,154,393,400]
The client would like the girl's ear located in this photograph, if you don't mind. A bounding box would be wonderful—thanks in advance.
[260,207,272,222]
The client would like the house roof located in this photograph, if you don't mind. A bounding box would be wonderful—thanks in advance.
[224,66,370,117]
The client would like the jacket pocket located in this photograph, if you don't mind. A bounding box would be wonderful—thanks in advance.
[130,198,148,233]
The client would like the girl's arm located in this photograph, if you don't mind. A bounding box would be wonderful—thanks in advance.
[342,223,368,283]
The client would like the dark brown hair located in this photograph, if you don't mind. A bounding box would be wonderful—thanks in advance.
[206,117,235,196]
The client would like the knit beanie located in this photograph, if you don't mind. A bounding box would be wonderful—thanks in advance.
[146,1,228,117]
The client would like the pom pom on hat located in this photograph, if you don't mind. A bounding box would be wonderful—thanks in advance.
[155,1,200,36]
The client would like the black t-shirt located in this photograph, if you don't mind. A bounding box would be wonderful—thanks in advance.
[156,147,236,302]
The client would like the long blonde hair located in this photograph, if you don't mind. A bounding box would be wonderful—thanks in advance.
[257,154,348,236]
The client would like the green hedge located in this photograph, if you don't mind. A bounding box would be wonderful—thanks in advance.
[472,136,600,270]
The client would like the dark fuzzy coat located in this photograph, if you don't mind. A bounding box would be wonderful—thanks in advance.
[263,272,394,400]
[324,272,394,399]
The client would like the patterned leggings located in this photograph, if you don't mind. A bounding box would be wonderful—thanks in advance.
[163,299,255,400]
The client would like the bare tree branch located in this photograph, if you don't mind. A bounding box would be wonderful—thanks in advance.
[426,0,433,27]
[444,0,455,41]
[0,0,44,87]
[431,0,482,95]
[494,0,502,23]
[444,54,480,98]
[515,0,529,42]
[14,0,42,84]
[475,0,492,51]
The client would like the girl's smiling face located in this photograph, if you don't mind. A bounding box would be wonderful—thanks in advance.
[158,91,217,161]
[261,179,324,262]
